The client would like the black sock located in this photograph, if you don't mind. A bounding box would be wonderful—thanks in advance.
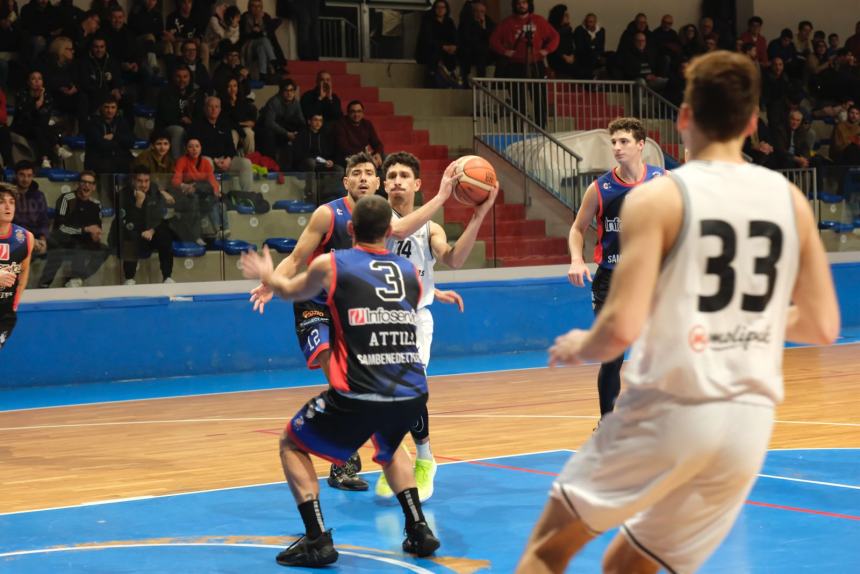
[396,487,425,528]
[297,499,325,538]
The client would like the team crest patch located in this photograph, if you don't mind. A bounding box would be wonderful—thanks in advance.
[293,416,304,431]
[0,243,8,261]
[15,229,25,243]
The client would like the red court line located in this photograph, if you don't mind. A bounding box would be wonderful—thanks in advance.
[438,454,860,522]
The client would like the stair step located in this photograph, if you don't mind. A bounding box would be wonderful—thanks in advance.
[485,237,568,258]
[445,203,525,222]
[478,219,545,239]
[290,74,363,88]
[379,129,429,145]
[362,101,394,115]
[395,144,449,158]
[288,61,347,74]
[334,86,380,103]
[367,115,413,130]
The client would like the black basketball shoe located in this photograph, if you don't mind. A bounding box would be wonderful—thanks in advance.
[275,530,338,567]
[327,452,369,491]
[402,521,441,557]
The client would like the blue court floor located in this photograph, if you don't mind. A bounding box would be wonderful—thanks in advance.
[2,449,858,573]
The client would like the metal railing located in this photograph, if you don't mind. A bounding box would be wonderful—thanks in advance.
[320,16,360,59]
[778,167,819,221]
[472,80,583,210]
[637,85,683,164]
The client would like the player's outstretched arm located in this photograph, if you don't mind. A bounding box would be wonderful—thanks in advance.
[785,184,840,345]
[550,177,681,365]
[567,183,598,287]
[249,205,332,314]
[242,246,331,302]
[436,183,499,269]
[390,159,457,240]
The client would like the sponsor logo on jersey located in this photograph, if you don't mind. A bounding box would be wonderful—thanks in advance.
[688,324,771,352]
[348,307,417,326]
[605,217,620,232]
[602,182,611,190]
[15,229,25,243]
[0,244,8,261]
[302,309,327,320]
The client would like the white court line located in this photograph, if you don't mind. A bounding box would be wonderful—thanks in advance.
[0,543,435,573]
[0,448,571,517]
[756,474,860,491]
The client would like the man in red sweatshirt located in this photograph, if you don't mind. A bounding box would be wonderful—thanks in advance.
[490,0,559,128]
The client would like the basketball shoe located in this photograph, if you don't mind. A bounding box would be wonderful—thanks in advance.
[415,458,437,502]
[402,522,441,557]
[276,530,338,567]
[327,452,369,491]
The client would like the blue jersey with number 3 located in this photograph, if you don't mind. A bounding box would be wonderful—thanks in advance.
[326,246,427,398]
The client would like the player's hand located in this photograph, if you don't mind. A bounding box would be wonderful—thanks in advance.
[437,160,460,202]
[0,269,16,288]
[549,329,589,367]
[567,260,592,287]
[249,283,274,314]
[435,289,464,312]
[241,245,274,283]
[474,182,499,218]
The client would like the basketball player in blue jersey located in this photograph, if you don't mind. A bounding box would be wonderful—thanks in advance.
[567,117,665,420]
[372,151,499,502]
[0,185,34,351]
[518,51,838,573]
[249,152,460,491]
[241,195,441,568]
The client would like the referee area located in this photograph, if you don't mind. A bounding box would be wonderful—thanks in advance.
[2,268,860,572]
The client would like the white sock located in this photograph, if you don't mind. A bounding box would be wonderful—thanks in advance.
[415,441,433,461]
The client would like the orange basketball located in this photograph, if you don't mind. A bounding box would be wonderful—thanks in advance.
[453,155,496,206]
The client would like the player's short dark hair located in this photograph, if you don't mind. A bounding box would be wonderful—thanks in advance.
[14,160,35,173]
[345,152,376,172]
[149,128,170,144]
[382,151,420,179]
[352,195,391,243]
[748,16,763,26]
[684,50,760,142]
[607,117,646,142]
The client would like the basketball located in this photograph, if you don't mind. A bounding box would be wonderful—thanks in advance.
[453,155,496,206]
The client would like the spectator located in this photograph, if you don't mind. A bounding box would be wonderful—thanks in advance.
[257,78,304,168]
[240,0,285,82]
[90,0,118,26]
[20,0,62,66]
[572,12,604,79]
[288,0,321,61]
[132,128,176,192]
[457,0,495,85]
[703,34,719,52]
[616,12,649,54]
[103,7,144,90]
[547,4,575,79]
[827,33,841,59]
[11,70,62,168]
[416,0,460,87]
[38,171,108,288]
[0,1,23,81]
[699,17,725,49]
[773,109,812,168]
[220,77,257,154]
[743,113,779,168]
[84,97,134,182]
[211,42,251,99]
[204,3,241,61]
[11,161,49,255]
[847,21,860,60]
[171,137,222,241]
[740,15,768,66]
[189,95,253,197]
[812,96,854,124]
[795,20,813,58]
[155,65,202,159]
[762,57,792,123]
[292,113,342,204]
[652,14,681,64]
[663,58,688,106]
[832,105,860,164]
[113,165,176,285]
[41,36,90,130]
[490,0,559,128]
[332,100,383,168]
[807,40,833,93]
[679,24,705,59]
[299,70,342,126]
[816,49,860,104]
[618,32,667,92]
[66,9,100,55]
[768,29,799,77]
[129,0,173,73]
[0,88,12,168]
[79,36,133,123]
[170,38,211,92]
[166,0,208,68]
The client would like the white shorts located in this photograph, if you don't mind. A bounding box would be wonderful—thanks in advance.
[416,307,434,369]
[552,389,774,574]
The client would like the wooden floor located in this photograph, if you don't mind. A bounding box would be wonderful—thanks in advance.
[2,344,859,514]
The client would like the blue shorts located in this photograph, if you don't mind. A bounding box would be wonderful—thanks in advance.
[286,389,428,466]
[293,300,330,369]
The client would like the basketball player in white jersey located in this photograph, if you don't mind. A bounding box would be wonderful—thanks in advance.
[374,151,498,501]
[517,51,839,573]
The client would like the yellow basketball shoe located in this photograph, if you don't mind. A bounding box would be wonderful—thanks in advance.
[415,458,438,502]
[375,445,411,498]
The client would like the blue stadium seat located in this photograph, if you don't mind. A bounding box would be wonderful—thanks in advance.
[132,139,150,150]
[100,207,115,218]
[264,238,298,253]
[231,202,255,214]
[249,79,265,90]
[818,220,840,230]
[133,104,156,119]
[819,192,843,203]
[173,241,207,257]
[47,207,55,218]
[3,167,13,179]
[61,135,86,150]
[211,239,257,254]
[40,169,80,182]
[843,167,860,196]
[272,199,314,213]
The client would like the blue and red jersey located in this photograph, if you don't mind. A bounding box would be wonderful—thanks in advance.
[593,164,665,269]
[0,224,32,314]
[308,196,354,305]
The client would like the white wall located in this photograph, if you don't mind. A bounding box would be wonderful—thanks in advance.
[752,0,857,46]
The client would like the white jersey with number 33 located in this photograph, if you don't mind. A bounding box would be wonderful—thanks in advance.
[388,212,436,309]
[623,161,799,406]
